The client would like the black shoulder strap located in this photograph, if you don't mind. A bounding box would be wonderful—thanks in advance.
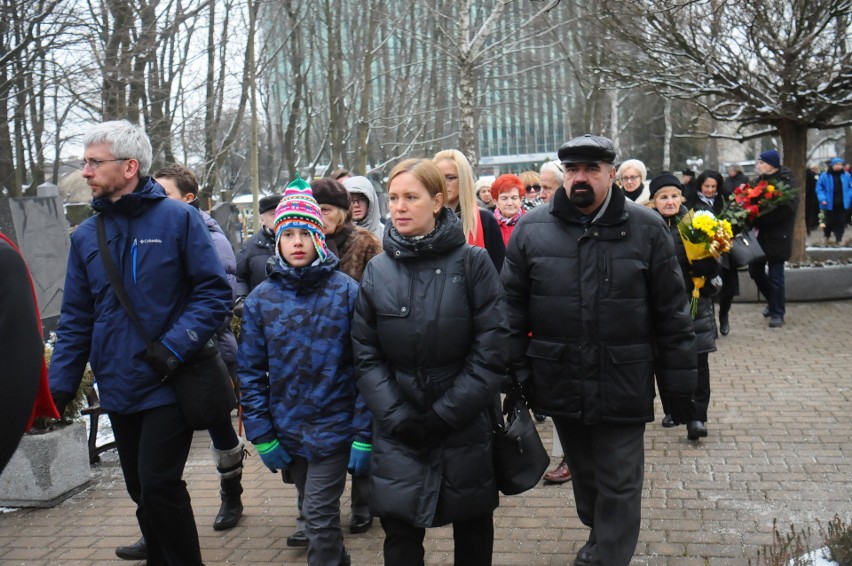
[96,215,154,348]
[462,244,474,309]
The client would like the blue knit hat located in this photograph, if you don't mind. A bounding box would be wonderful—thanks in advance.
[758,149,780,169]
[830,157,845,167]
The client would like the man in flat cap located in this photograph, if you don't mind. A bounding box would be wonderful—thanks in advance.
[501,134,697,566]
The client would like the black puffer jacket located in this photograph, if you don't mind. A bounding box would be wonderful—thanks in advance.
[351,209,508,528]
[660,206,719,355]
[751,167,799,262]
[501,186,697,423]
[235,227,276,296]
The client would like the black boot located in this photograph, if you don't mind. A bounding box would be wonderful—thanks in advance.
[212,441,245,531]
[718,296,733,336]
[115,536,147,560]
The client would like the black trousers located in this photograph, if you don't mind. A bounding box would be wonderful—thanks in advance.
[553,419,645,566]
[824,208,847,241]
[109,404,202,566]
[695,352,711,421]
[380,513,493,566]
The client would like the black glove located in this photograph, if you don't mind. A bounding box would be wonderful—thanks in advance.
[663,396,696,425]
[145,341,182,381]
[394,410,452,450]
[50,390,74,417]
[393,416,430,449]
[690,257,720,278]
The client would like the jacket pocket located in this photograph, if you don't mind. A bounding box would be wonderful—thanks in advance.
[525,339,580,414]
[602,343,654,418]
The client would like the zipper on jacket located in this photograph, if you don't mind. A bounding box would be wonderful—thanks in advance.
[131,238,138,284]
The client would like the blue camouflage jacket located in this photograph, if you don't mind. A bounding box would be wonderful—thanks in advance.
[238,252,369,461]
[49,177,232,414]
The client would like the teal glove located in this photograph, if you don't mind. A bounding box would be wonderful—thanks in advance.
[348,440,372,477]
[255,439,292,473]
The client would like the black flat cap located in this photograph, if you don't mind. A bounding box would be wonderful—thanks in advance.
[557,134,616,165]
[258,195,281,214]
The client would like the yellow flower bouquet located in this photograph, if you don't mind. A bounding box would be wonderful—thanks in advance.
[677,210,733,317]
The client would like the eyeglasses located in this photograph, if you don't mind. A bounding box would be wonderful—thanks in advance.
[525,184,541,193]
[81,158,129,170]
[620,175,641,183]
[351,196,368,205]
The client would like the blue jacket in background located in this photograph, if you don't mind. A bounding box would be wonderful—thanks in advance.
[238,253,370,462]
[49,177,233,414]
[816,170,852,211]
[199,208,238,366]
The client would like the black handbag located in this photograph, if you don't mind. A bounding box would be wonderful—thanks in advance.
[729,230,766,267]
[96,215,236,430]
[461,245,549,494]
[491,387,550,495]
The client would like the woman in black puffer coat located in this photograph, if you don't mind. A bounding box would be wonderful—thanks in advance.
[650,174,720,442]
[352,158,509,566]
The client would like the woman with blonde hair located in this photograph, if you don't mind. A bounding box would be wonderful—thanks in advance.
[353,157,508,565]
[433,149,505,271]
[617,159,650,206]
[519,171,542,210]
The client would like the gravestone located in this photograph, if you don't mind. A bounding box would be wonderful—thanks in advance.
[209,201,243,252]
[0,197,70,332]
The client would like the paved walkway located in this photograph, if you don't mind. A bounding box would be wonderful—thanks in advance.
[1,300,851,565]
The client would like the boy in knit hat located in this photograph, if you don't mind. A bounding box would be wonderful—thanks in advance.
[237,177,369,566]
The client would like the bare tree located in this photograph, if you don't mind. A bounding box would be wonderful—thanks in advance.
[601,0,852,261]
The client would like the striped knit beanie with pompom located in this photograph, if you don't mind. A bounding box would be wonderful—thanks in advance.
[273,176,329,263]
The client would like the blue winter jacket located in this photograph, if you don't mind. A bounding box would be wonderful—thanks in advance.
[238,253,370,462]
[816,170,852,211]
[199,208,238,366]
[48,177,232,414]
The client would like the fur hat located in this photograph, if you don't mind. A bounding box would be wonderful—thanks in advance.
[273,176,328,263]
[758,149,781,169]
[649,173,683,199]
[259,194,282,214]
[310,178,351,210]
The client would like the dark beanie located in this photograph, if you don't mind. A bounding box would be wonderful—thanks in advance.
[310,178,351,210]
[681,169,695,178]
[259,195,281,214]
[758,149,781,169]
[649,173,683,199]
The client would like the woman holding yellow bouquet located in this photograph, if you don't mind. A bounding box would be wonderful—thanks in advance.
[649,173,722,441]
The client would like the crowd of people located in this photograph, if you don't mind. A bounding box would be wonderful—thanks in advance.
[31,119,845,566]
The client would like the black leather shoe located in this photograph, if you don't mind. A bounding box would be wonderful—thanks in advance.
[661,414,675,428]
[350,514,373,534]
[719,317,730,336]
[687,420,708,441]
[769,316,784,328]
[533,412,546,423]
[574,541,597,566]
[287,530,309,548]
[115,537,147,561]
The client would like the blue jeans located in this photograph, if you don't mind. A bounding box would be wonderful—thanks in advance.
[748,259,786,318]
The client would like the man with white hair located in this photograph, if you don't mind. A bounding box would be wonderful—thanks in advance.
[539,160,562,204]
[49,120,232,564]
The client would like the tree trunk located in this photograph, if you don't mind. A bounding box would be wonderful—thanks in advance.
[662,98,672,171]
[778,119,808,264]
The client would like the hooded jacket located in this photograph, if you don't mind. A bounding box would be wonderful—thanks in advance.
[816,169,852,212]
[238,253,369,461]
[343,176,385,241]
[48,177,232,414]
[352,209,508,527]
[501,185,697,422]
